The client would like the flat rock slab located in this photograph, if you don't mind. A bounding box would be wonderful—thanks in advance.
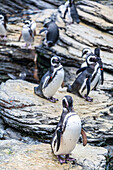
[0,139,107,170]
[0,79,113,144]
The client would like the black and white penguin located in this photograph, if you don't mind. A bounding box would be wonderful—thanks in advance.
[51,95,87,164]
[81,47,92,67]
[94,47,104,88]
[39,19,59,47]
[18,20,34,48]
[59,0,80,24]
[0,13,8,40]
[81,47,104,90]
[67,54,98,102]
[34,56,64,102]
[24,19,36,35]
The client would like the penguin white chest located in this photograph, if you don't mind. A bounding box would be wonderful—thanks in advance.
[42,68,64,98]
[0,23,6,35]
[22,28,33,43]
[55,113,81,155]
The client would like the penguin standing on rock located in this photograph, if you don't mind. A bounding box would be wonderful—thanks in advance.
[18,20,35,48]
[94,47,104,88]
[51,95,87,164]
[23,19,36,35]
[67,55,98,102]
[39,19,59,47]
[0,13,8,40]
[34,56,64,103]
[81,47,104,90]
[59,0,80,24]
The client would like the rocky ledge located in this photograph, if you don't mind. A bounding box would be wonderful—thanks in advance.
[0,139,108,169]
[0,79,112,169]
[0,79,113,145]
[0,0,113,169]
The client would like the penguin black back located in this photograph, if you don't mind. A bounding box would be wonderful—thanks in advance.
[45,21,59,47]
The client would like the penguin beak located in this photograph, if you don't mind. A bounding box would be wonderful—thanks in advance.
[81,51,88,57]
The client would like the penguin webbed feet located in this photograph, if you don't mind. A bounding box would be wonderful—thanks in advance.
[65,154,76,162]
[48,97,58,103]
[57,155,66,164]
[84,94,93,102]
[57,155,76,164]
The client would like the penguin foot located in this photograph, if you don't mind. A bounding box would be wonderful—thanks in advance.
[57,156,66,164]
[84,95,93,102]
[28,44,32,49]
[22,43,27,48]
[65,154,75,162]
[48,97,58,103]
[3,36,7,40]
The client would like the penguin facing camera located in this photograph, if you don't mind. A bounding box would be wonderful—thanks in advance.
[51,95,87,164]
[0,13,8,40]
[39,18,59,48]
[81,47,104,90]
[58,0,80,24]
[67,54,98,102]
[18,19,35,48]
[23,19,36,36]
[34,56,64,103]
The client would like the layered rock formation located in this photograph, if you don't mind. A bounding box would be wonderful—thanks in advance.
[0,0,113,169]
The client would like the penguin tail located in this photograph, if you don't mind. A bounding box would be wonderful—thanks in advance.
[47,41,54,47]
[67,85,72,93]
[34,86,43,98]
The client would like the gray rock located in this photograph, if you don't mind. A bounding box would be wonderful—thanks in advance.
[0,139,108,169]
[0,79,113,145]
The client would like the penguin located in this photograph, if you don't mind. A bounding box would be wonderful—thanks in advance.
[51,95,87,164]
[94,47,104,88]
[60,0,80,24]
[18,20,34,48]
[34,56,64,103]
[0,13,8,40]
[81,47,92,68]
[81,47,104,90]
[67,54,98,102]
[24,19,36,35]
[39,19,59,47]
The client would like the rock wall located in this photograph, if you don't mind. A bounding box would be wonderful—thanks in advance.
[0,0,113,169]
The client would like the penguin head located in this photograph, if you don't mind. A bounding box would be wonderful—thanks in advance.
[94,47,100,58]
[51,56,61,67]
[24,20,31,26]
[0,14,4,21]
[82,48,92,58]
[62,95,74,112]
[43,18,52,27]
[87,54,97,65]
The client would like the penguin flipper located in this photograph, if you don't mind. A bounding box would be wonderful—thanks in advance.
[29,29,34,40]
[39,28,47,34]
[76,67,87,75]
[86,77,91,96]
[101,68,104,85]
[64,7,68,19]
[42,76,50,89]
[18,33,22,42]
[81,128,87,146]
[56,127,62,152]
